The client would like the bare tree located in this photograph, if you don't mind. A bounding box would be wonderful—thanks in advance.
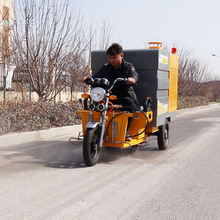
[177,47,211,97]
[13,0,90,100]
[77,20,112,92]
[206,77,220,101]
[98,20,112,50]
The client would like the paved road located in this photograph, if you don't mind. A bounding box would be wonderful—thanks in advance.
[0,104,220,220]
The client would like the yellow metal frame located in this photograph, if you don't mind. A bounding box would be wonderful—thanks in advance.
[77,110,154,149]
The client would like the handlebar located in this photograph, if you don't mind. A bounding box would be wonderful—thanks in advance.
[108,78,127,91]
[85,77,128,91]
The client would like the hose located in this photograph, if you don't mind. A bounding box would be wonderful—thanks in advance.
[105,107,150,138]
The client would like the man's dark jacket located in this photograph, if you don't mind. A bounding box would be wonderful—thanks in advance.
[92,59,139,105]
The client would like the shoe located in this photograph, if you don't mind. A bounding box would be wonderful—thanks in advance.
[125,131,132,141]
[125,137,132,141]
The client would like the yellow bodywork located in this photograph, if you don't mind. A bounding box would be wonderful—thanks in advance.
[169,53,179,112]
[77,110,153,149]
[77,45,178,150]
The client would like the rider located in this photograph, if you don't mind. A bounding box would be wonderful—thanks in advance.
[82,43,139,111]
[82,43,139,138]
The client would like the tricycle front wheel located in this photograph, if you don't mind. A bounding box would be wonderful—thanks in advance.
[157,119,169,150]
[83,127,102,166]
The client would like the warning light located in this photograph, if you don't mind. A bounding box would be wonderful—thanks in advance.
[148,42,162,49]
[172,47,177,54]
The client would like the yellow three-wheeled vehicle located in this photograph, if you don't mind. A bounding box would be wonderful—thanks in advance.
[77,42,178,166]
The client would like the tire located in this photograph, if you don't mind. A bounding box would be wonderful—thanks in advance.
[157,119,169,150]
[83,126,102,166]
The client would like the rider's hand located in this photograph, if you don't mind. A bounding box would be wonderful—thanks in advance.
[126,77,135,84]
[81,77,87,83]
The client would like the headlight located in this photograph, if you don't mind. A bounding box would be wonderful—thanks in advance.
[90,87,106,102]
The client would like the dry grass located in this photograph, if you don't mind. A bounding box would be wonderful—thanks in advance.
[0,101,81,135]
[0,96,209,135]
[178,96,208,109]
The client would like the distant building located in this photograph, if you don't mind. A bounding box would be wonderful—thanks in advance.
[0,0,14,89]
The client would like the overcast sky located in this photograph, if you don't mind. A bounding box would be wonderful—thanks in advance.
[80,0,220,78]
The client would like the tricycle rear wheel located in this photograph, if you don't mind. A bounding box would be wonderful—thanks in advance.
[83,127,102,166]
[157,119,169,150]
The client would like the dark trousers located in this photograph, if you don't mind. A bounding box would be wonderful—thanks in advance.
[112,97,137,113]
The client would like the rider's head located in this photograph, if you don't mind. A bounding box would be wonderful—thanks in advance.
[106,43,124,69]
